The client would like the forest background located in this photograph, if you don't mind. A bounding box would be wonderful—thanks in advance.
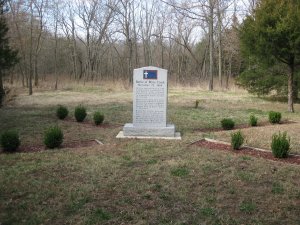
[2,0,252,92]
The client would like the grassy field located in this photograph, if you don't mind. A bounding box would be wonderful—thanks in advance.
[0,86,300,225]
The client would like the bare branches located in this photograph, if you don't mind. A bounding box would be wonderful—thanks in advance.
[5,0,249,87]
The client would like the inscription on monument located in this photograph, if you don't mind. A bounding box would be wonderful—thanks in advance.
[134,77,166,126]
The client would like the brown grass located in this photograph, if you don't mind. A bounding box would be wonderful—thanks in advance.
[0,85,300,225]
[213,122,300,154]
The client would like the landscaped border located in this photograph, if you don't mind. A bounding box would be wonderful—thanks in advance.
[191,138,300,165]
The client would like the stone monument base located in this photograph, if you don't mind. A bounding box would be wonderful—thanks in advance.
[116,123,181,140]
[116,131,181,140]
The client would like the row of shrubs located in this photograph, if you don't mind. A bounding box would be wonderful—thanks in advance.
[0,126,64,152]
[1,127,291,158]
[231,130,290,158]
[57,105,104,125]
[0,105,105,152]
[221,111,282,130]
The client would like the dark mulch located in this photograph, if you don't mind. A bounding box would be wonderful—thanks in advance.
[192,139,300,165]
[62,118,122,129]
[194,120,296,133]
[1,140,100,153]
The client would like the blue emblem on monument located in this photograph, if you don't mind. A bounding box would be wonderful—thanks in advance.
[143,70,157,79]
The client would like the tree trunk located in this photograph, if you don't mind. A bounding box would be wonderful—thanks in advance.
[288,65,294,112]
[0,72,4,106]
[218,36,222,88]
[293,79,298,101]
[21,66,25,87]
[34,56,38,87]
[128,40,133,84]
[161,37,164,68]
[226,53,233,89]
[71,19,78,81]
[29,67,33,95]
[217,0,222,88]
[54,39,58,90]
[208,0,214,91]
[29,1,33,95]
[54,7,58,90]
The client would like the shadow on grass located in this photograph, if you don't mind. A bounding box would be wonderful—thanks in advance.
[260,95,300,104]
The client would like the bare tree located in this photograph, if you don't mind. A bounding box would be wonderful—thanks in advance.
[208,0,215,91]
[75,0,115,83]
[223,4,241,89]
[4,0,249,89]
[51,0,60,89]
[140,0,157,66]
[61,1,79,80]
[217,0,222,88]
[7,0,27,87]
[113,0,138,84]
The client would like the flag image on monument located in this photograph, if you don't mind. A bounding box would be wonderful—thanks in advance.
[143,70,157,79]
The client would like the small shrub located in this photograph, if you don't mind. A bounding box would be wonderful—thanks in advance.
[239,201,256,213]
[272,182,284,194]
[75,105,87,122]
[249,114,258,126]
[221,118,235,130]
[231,130,244,150]
[200,207,216,217]
[89,208,111,222]
[56,105,69,120]
[171,166,189,177]
[93,111,104,125]
[44,126,63,149]
[269,111,281,124]
[271,132,290,158]
[0,130,20,152]
[195,100,200,108]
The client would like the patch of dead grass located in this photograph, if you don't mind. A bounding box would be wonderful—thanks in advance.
[1,86,300,224]
[11,90,132,107]
[214,122,300,154]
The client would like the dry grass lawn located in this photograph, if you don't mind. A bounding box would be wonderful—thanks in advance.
[0,86,300,225]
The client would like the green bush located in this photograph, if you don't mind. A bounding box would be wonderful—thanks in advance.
[56,105,69,120]
[75,105,87,122]
[269,111,281,124]
[249,114,258,126]
[221,118,235,130]
[93,111,104,125]
[0,130,20,152]
[231,130,244,150]
[271,132,290,158]
[44,126,63,149]
[195,100,200,108]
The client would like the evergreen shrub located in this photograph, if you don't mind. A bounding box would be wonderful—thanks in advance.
[249,114,258,126]
[221,118,235,130]
[56,105,69,120]
[93,111,104,125]
[271,132,290,158]
[195,100,200,108]
[269,111,281,124]
[231,130,244,150]
[44,126,63,149]
[0,130,20,152]
[75,105,87,122]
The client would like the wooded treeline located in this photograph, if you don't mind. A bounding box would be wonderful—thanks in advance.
[4,0,251,93]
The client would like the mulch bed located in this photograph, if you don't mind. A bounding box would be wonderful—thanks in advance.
[1,119,121,154]
[194,120,296,133]
[192,139,300,165]
[62,118,122,129]
[2,140,100,154]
